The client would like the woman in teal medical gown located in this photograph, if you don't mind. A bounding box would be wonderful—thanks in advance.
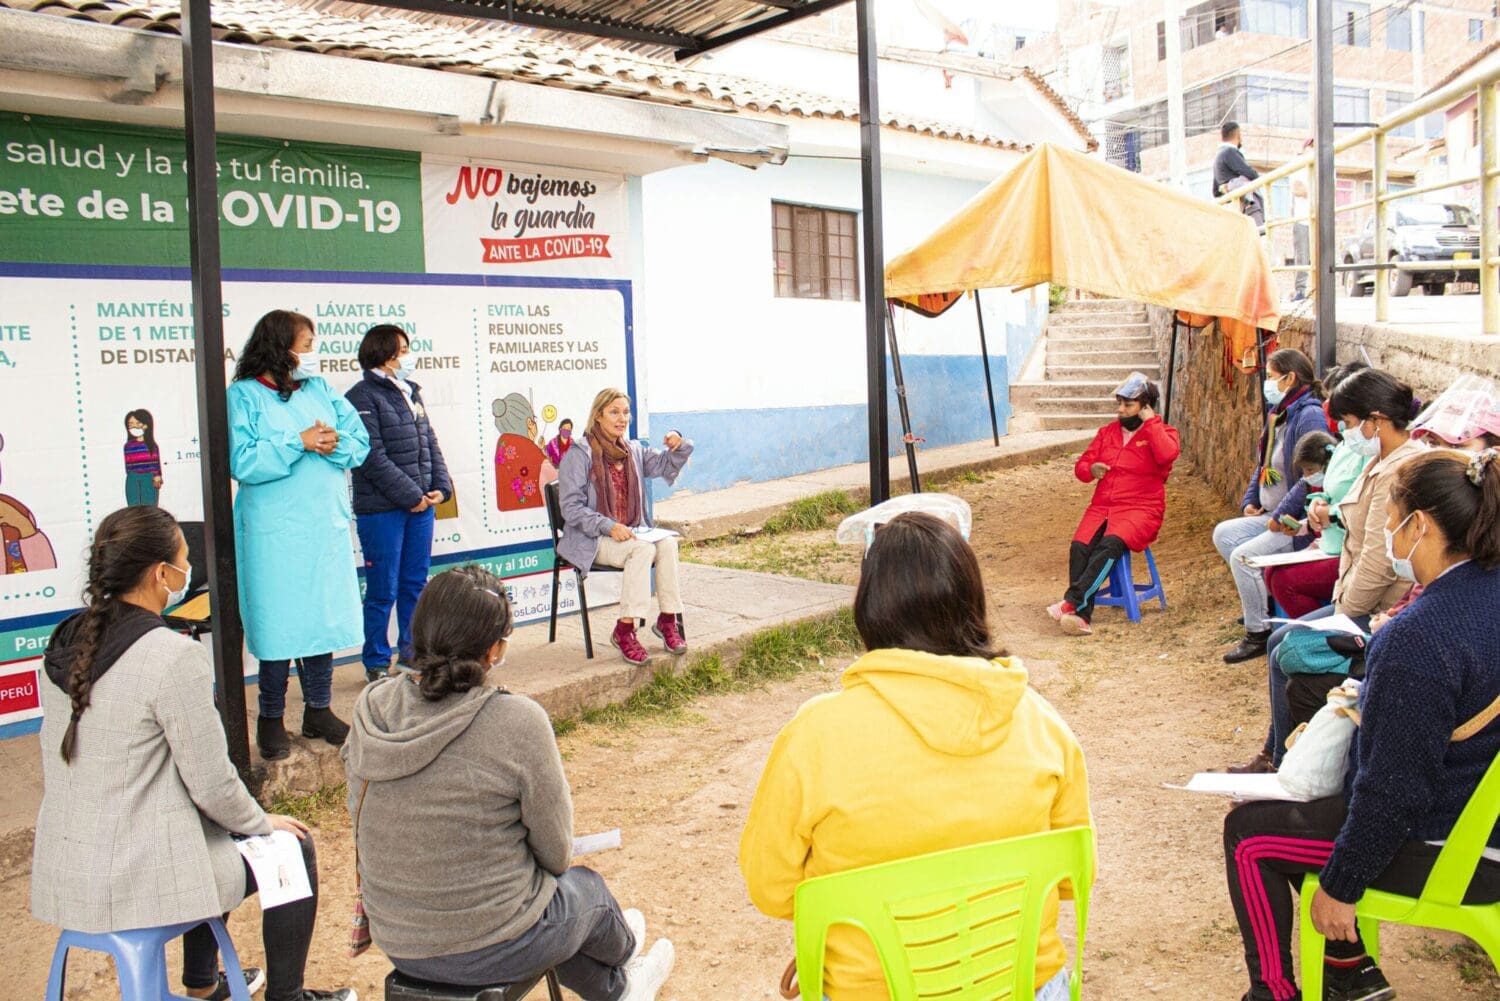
[229,309,370,762]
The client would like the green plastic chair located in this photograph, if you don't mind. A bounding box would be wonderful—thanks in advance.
[1298,752,1500,999]
[794,826,1095,1001]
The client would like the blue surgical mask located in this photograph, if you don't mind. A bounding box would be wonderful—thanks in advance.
[1383,512,1422,583]
[1263,376,1287,407]
[1342,422,1381,458]
[1305,472,1326,488]
[394,352,417,381]
[292,349,320,382]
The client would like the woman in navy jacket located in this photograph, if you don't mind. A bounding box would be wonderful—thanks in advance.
[346,325,452,683]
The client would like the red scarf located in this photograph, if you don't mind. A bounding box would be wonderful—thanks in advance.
[586,427,639,527]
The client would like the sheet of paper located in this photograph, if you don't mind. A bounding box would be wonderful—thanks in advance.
[572,828,622,857]
[1267,614,1367,637]
[236,830,313,909]
[632,527,679,543]
[1240,548,1339,569]
[1163,772,1309,802]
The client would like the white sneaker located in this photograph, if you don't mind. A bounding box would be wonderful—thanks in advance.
[619,938,675,1001]
[623,907,646,965]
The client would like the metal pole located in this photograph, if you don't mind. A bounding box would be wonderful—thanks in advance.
[855,0,890,503]
[973,290,1000,446]
[182,0,250,777]
[1312,0,1338,374]
[1165,314,1180,424]
[1373,130,1389,322]
[1480,80,1498,336]
[886,302,920,494]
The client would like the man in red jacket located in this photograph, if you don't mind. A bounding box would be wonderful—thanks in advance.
[1049,372,1181,636]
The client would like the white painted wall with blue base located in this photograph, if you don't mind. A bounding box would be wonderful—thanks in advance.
[636,156,1044,498]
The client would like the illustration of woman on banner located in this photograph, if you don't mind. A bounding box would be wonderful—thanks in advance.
[0,433,59,575]
[122,409,163,507]
[541,416,574,491]
[492,392,546,512]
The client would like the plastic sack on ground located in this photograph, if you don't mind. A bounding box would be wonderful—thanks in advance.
[836,493,973,547]
[1277,681,1362,800]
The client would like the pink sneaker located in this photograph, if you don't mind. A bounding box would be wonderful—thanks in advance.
[611,622,650,665]
[1059,612,1093,636]
[652,614,687,655]
[1047,600,1073,621]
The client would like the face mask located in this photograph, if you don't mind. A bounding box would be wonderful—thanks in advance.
[292,349,320,382]
[559,428,572,441]
[165,561,192,606]
[1383,513,1423,583]
[393,362,414,381]
[1119,414,1144,431]
[1305,472,1326,488]
[1264,376,1287,407]
[128,427,146,438]
[1342,422,1381,458]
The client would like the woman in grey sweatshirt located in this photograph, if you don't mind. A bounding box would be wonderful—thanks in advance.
[342,566,674,1001]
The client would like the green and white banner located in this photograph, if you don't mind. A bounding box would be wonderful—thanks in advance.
[0,110,636,736]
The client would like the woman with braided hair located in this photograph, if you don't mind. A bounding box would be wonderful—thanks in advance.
[30,505,354,1001]
[343,566,675,1000]
[1221,447,1500,1001]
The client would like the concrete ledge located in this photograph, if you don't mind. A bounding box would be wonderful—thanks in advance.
[654,430,1094,541]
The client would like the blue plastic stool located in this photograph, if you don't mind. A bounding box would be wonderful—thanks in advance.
[45,917,251,1001]
[1094,548,1167,623]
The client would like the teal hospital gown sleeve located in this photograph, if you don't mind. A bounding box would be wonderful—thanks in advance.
[228,384,306,485]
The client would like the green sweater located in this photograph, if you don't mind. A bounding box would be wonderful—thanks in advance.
[1311,442,1370,555]
[342,678,573,959]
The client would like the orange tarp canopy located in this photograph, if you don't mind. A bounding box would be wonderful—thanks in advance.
[883,143,1280,368]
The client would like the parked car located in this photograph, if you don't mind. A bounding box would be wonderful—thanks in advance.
[1342,203,1481,297]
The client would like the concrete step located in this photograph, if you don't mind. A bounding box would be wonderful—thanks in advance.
[1047,363,1161,382]
[1033,396,1117,415]
[1047,348,1161,366]
[1052,298,1140,313]
[1010,380,1117,406]
[1048,311,1148,327]
[1037,412,1113,431]
[1047,326,1153,343]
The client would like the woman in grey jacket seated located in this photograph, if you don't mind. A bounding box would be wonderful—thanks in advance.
[343,566,675,1001]
[557,388,692,666]
[30,505,352,1001]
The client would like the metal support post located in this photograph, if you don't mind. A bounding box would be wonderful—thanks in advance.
[1165,315,1180,424]
[1312,0,1338,374]
[1481,81,1498,336]
[182,0,250,777]
[973,291,1000,446]
[855,0,890,503]
[1372,131,1389,322]
[886,303,921,494]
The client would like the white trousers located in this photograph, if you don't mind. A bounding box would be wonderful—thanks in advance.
[593,535,683,621]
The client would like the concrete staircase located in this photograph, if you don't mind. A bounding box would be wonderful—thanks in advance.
[1009,299,1160,431]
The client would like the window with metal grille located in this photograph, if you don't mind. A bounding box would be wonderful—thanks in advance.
[772,202,858,301]
[1333,1,1371,46]
[1103,42,1131,101]
[1157,21,1167,60]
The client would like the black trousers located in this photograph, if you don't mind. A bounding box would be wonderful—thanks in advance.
[182,832,320,1001]
[1223,796,1500,1001]
[1066,523,1128,621]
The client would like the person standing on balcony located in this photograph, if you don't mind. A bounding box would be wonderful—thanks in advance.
[1215,121,1264,229]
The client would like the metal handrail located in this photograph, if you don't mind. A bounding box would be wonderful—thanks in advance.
[1213,56,1499,333]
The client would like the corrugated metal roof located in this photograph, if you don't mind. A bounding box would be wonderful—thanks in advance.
[3,0,1041,151]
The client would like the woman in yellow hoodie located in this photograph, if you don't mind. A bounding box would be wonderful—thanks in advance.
[739,512,1092,1001]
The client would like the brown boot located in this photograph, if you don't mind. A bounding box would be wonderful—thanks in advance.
[1226,751,1276,774]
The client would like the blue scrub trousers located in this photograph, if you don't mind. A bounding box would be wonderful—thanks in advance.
[356,507,435,672]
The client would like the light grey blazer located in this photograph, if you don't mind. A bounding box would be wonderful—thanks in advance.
[556,434,692,577]
[31,628,272,932]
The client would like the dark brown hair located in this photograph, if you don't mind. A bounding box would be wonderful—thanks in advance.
[1388,449,1500,570]
[1267,348,1321,398]
[1293,430,1336,477]
[234,309,314,400]
[1330,368,1419,429]
[59,506,182,761]
[854,512,1004,659]
[409,565,514,701]
[357,324,409,371]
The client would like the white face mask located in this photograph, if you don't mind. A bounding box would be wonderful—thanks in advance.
[1383,513,1422,584]
[292,349,321,382]
[165,561,192,606]
[128,427,146,438]
[1342,421,1381,458]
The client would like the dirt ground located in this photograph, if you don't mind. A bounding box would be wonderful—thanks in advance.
[4,457,1495,1000]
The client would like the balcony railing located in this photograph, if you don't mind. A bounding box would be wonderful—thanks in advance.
[1216,58,1499,335]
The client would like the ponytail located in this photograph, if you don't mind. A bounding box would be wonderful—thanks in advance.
[1465,449,1500,569]
[1389,449,1500,571]
[58,507,181,762]
[408,566,514,702]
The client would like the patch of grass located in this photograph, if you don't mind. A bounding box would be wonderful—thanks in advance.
[266,782,348,826]
[553,608,859,735]
[951,469,986,485]
[761,490,862,535]
[686,538,851,584]
[1406,937,1492,984]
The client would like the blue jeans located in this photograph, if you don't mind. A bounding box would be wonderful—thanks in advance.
[356,507,435,672]
[1212,516,1294,632]
[258,653,333,718]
